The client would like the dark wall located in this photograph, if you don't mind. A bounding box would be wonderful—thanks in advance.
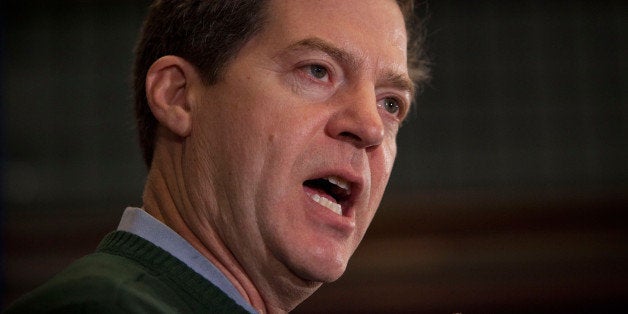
[3,0,627,312]
[4,0,149,212]
[392,0,627,192]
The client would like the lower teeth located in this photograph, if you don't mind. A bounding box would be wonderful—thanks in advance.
[311,194,342,215]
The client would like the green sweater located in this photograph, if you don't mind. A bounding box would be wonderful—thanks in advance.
[5,231,251,313]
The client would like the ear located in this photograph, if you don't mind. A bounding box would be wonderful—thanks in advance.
[146,56,199,137]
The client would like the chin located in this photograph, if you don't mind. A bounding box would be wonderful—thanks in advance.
[289,251,350,283]
[295,266,347,284]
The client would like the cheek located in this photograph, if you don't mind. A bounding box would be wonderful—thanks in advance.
[379,137,397,181]
[357,138,397,231]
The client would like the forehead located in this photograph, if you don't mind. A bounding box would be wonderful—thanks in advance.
[261,0,409,73]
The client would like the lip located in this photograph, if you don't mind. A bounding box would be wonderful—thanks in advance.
[302,169,364,232]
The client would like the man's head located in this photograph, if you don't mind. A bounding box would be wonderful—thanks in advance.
[136,0,429,311]
[134,0,429,168]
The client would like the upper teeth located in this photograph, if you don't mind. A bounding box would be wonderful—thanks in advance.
[327,176,350,192]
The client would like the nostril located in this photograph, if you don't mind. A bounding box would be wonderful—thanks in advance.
[339,131,361,143]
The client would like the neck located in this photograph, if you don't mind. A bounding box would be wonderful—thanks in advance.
[142,131,319,313]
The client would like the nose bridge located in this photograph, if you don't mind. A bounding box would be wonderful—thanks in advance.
[327,81,385,149]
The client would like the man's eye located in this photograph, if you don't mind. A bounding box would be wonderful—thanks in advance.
[307,64,329,81]
[381,97,400,115]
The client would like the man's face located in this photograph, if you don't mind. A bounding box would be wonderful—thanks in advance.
[184,0,411,284]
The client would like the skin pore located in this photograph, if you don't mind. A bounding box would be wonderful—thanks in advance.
[142,0,411,312]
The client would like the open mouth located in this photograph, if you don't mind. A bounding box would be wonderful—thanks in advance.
[303,176,352,216]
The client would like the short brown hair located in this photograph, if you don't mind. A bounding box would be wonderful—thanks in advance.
[133,0,429,167]
[397,0,431,89]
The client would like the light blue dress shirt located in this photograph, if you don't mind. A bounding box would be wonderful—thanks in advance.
[117,207,257,313]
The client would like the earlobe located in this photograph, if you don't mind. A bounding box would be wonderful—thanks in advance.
[146,56,198,138]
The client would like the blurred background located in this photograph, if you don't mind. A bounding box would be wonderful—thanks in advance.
[2,0,627,312]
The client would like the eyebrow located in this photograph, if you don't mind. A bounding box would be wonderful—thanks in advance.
[381,71,416,100]
[286,37,415,98]
[287,38,362,69]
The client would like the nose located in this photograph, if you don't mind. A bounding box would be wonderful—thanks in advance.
[326,85,385,150]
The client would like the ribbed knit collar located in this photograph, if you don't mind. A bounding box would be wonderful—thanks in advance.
[97,231,251,313]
